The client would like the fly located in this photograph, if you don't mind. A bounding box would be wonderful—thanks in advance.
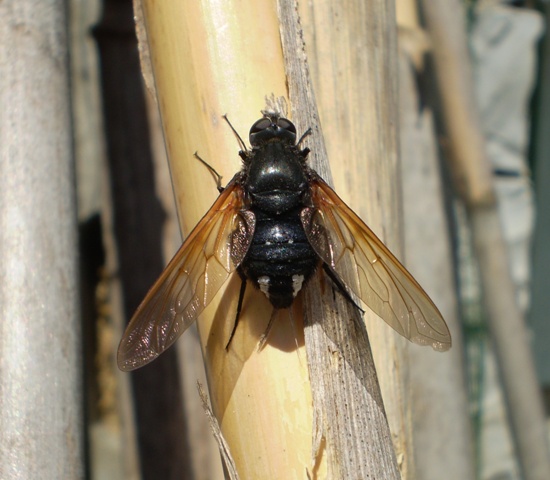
[117,113,451,371]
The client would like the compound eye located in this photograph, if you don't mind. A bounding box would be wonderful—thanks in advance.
[277,118,296,135]
[249,116,298,146]
[250,118,272,135]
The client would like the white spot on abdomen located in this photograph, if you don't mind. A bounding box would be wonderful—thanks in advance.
[292,275,304,297]
[258,276,270,296]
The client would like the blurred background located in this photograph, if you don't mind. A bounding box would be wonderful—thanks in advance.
[1,0,550,479]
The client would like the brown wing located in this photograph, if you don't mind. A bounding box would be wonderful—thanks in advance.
[302,176,451,351]
[117,179,255,371]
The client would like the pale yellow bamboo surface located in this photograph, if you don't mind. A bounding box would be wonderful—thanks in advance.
[139,1,317,478]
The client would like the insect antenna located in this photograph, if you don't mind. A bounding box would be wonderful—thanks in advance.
[194,152,224,192]
[223,114,248,153]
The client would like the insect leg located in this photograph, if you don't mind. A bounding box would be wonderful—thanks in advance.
[322,264,364,313]
[288,305,301,353]
[194,152,224,192]
[297,127,312,147]
[225,278,247,350]
[257,308,278,351]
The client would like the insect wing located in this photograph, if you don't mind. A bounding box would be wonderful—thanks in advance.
[302,177,451,351]
[117,181,255,371]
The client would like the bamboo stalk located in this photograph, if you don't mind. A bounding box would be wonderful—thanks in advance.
[299,0,411,477]
[279,1,401,477]
[393,1,476,478]
[0,0,83,477]
[134,3,224,475]
[420,2,550,479]
[136,0,404,477]
[138,1,313,477]
[396,12,475,480]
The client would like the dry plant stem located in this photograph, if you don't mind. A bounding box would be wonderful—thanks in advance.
[397,19,475,477]
[276,1,330,183]
[304,277,400,479]
[0,1,83,477]
[396,1,475,478]
[135,3,226,477]
[137,0,313,478]
[197,383,239,480]
[421,1,550,479]
[296,0,408,476]
[279,0,400,478]
[471,207,550,480]
[420,1,494,205]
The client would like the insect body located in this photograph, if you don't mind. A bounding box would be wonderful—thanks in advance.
[117,114,452,371]
[239,116,318,309]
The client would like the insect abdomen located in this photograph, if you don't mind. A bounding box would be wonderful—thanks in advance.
[241,212,318,308]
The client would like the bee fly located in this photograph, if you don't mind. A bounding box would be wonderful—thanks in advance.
[118,113,451,371]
